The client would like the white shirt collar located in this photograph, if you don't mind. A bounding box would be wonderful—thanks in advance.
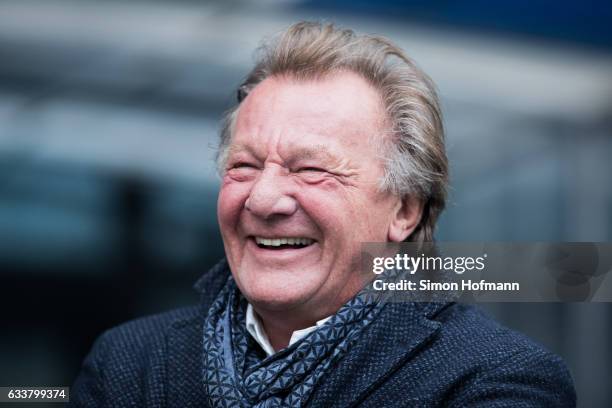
[245,303,331,357]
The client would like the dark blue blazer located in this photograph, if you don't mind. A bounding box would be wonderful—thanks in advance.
[71,260,576,407]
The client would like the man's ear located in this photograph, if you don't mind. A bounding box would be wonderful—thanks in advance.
[388,195,423,242]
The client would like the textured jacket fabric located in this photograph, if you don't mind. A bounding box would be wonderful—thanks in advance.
[71,259,576,407]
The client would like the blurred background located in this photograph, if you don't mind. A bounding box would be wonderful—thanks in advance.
[0,0,611,406]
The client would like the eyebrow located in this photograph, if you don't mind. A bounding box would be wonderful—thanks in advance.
[226,143,256,157]
[289,145,340,163]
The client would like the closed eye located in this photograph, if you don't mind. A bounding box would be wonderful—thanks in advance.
[225,161,260,182]
[231,162,258,169]
[297,167,326,173]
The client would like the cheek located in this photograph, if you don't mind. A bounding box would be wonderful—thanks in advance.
[297,187,362,239]
[309,189,391,242]
[217,180,250,232]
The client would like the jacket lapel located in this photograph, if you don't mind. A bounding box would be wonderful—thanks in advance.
[165,316,208,407]
[309,301,448,407]
[165,259,230,407]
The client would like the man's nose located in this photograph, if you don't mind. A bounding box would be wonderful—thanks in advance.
[245,167,298,219]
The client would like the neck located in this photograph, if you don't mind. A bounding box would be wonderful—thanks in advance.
[250,277,369,351]
[254,304,331,352]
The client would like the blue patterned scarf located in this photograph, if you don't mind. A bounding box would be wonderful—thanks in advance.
[202,275,382,407]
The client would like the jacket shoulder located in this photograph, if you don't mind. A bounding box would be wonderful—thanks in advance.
[426,304,576,406]
[70,306,201,407]
[434,304,563,363]
[71,260,230,407]
[70,306,202,407]
[100,306,201,350]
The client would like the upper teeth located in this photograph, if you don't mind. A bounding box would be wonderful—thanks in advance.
[255,237,314,246]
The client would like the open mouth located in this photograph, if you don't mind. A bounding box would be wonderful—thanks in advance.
[253,236,315,250]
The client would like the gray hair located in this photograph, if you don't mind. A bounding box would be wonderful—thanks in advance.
[217,21,448,243]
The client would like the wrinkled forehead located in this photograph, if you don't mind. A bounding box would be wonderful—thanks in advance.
[231,72,389,154]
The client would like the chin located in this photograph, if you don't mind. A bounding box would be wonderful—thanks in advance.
[235,271,319,311]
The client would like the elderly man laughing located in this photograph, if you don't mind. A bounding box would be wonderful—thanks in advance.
[72,22,576,407]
